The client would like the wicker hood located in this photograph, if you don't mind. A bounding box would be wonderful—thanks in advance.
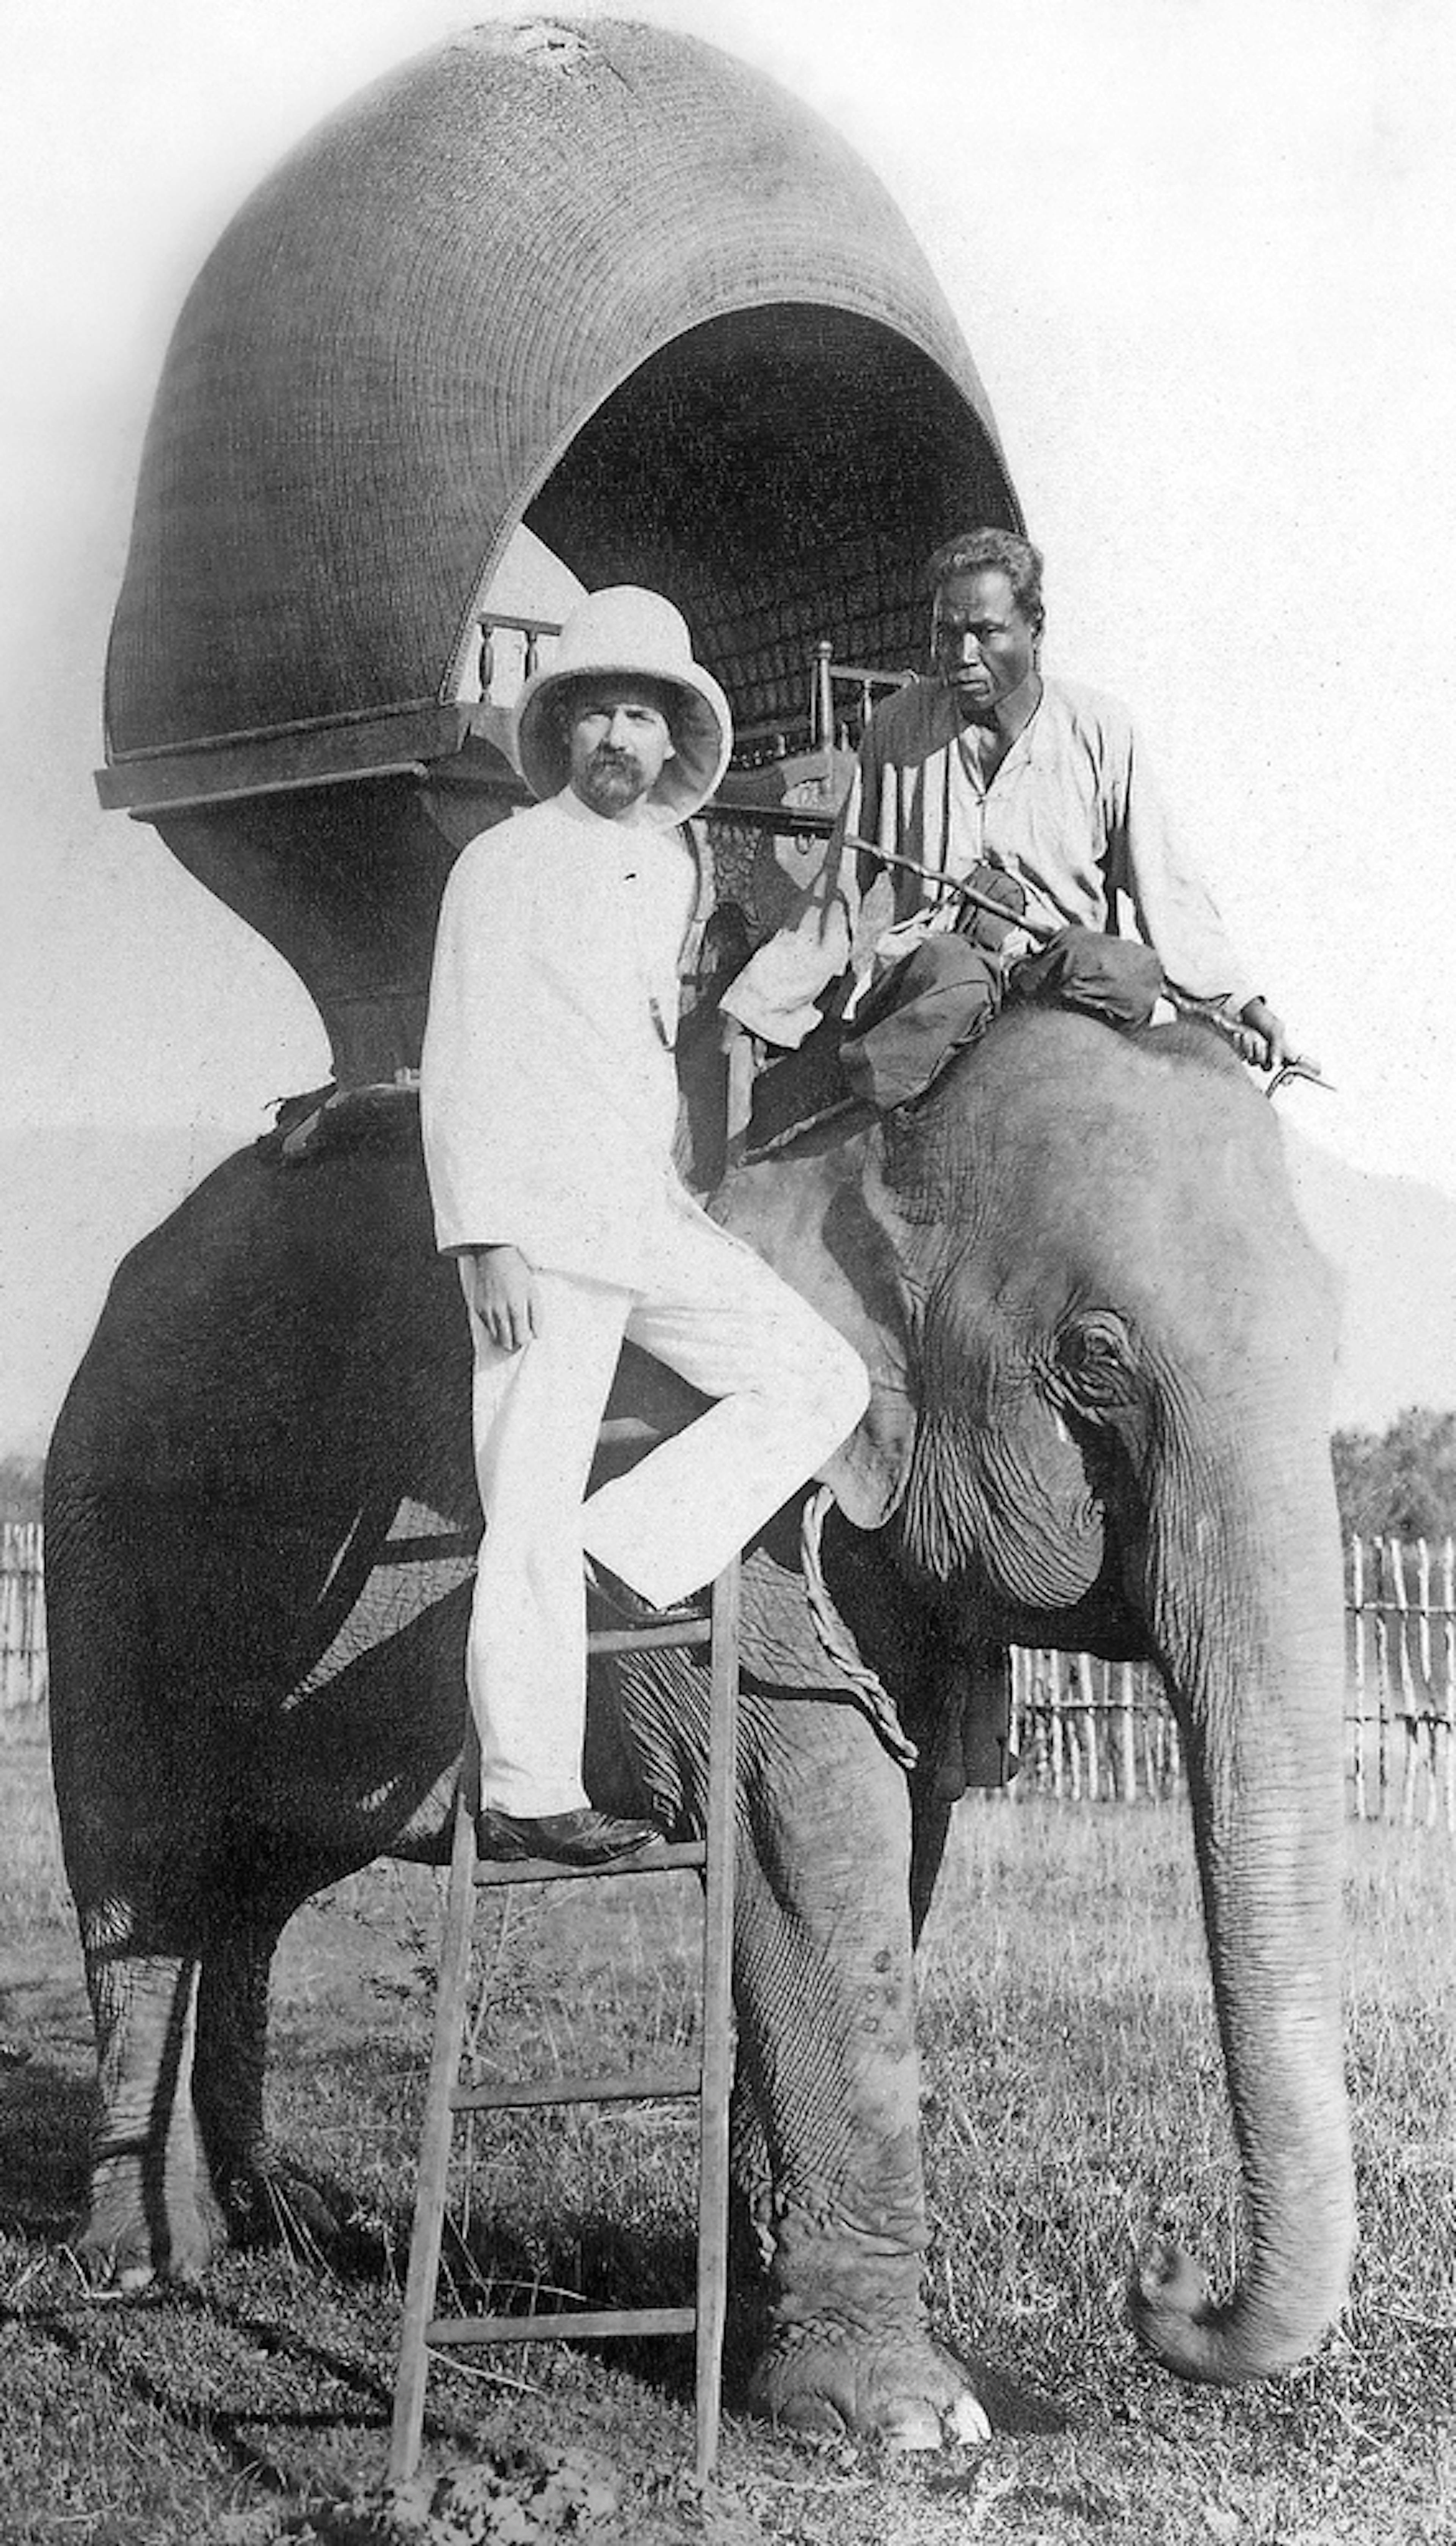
[104,16,1016,763]
[98,16,1020,1085]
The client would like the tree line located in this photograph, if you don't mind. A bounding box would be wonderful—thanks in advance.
[1329,1407,1456,1543]
[0,1457,41,1525]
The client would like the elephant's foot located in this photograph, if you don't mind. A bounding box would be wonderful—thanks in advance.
[747,2319,989,2450]
[77,2149,351,2290]
[213,2150,350,2261]
[75,2149,226,2293]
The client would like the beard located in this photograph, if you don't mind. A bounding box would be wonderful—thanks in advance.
[576,748,651,815]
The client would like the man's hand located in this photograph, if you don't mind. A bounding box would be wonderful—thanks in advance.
[1233,996,1298,1074]
[464,1244,538,1351]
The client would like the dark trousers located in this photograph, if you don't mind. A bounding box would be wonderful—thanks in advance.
[839,928,1164,1110]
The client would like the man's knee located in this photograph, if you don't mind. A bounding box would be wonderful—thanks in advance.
[896,933,1001,997]
[796,1318,871,1447]
[841,936,1002,1108]
[1010,928,1163,1029]
[830,1331,872,1435]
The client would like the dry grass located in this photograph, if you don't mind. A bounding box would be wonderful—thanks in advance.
[2,1743,1453,2542]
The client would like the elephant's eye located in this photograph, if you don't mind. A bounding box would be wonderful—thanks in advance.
[1056,1311,1136,1405]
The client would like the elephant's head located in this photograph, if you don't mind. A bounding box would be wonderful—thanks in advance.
[730,1015,1339,1628]
[720,1007,1355,2388]
[728,1116,1117,1611]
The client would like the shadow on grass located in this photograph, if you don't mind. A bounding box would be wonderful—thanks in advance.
[0,2055,91,2237]
[954,2353,1066,2438]
[9,2227,696,2497]
[16,2287,406,2505]
[1,2059,1046,2458]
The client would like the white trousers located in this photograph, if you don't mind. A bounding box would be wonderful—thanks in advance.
[464,1186,870,1815]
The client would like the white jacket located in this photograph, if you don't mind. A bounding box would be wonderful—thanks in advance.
[420,788,701,1289]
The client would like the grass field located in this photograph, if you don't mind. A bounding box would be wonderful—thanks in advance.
[2,1736,1453,2545]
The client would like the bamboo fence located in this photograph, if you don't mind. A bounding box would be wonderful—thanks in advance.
[1345,1534,1456,1831]
[0,1522,45,1728]
[2,1530,1454,1827]
[1006,1535,1456,1828]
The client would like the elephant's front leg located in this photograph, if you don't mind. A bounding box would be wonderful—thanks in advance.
[78,1919,223,2290]
[193,1914,348,2258]
[734,1701,988,2449]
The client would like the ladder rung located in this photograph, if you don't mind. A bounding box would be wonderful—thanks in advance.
[474,1839,706,1888]
[452,2064,700,2113]
[587,1619,712,1656]
[427,2306,696,2347]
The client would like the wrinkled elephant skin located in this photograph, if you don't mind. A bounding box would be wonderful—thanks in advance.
[45,1011,1353,2441]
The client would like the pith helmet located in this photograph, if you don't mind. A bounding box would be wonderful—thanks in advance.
[513,586,733,823]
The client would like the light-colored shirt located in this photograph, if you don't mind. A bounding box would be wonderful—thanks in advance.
[721,674,1258,1045]
[420,787,700,1288]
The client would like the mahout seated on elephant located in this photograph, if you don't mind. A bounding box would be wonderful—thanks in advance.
[721,525,1300,1107]
[44,999,1353,2447]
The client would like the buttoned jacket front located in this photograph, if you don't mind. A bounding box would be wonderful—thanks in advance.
[421,788,703,1289]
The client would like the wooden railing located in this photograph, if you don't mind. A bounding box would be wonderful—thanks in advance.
[1345,1535,1456,1830]
[1007,1537,1456,1830]
[1004,1652,1182,1806]
[0,1522,45,1724]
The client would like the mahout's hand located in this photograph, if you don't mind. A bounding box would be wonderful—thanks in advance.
[1234,996,1301,1076]
[465,1245,538,1351]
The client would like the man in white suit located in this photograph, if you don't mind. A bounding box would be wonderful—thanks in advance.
[421,587,870,1865]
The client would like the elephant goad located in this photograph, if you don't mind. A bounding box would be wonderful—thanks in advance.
[45,1007,1355,2446]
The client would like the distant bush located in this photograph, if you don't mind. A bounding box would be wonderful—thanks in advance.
[1332,1406,1456,1541]
[0,1456,42,1525]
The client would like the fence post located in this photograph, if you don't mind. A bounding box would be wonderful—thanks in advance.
[1390,1541,1421,1828]
[1349,1535,1366,1822]
[1415,1539,1439,1830]
[1443,1538,1456,1840]
[0,1520,47,1717]
[1007,1648,1028,1803]
[1118,1662,1137,1803]
[1373,1539,1392,1820]
[1074,1653,1095,1803]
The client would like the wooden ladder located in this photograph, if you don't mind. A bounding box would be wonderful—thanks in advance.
[388,1563,742,2487]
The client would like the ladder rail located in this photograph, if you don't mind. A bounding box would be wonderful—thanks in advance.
[389,1736,482,2483]
[693,1561,741,2483]
[388,1561,740,2489]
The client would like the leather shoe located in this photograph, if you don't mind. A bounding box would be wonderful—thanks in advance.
[477,1806,664,1867]
[584,1556,708,1630]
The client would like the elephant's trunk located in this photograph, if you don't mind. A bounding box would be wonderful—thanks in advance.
[1129,1404,1355,2385]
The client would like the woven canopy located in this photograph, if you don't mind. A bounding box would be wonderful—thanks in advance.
[98,16,1021,1087]
[104,14,1018,777]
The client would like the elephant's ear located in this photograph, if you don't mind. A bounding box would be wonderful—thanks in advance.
[717,1132,916,1530]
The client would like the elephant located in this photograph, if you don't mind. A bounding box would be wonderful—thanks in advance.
[44,1002,1354,2447]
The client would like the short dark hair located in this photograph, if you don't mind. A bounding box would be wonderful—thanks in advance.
[925,527,1045,633]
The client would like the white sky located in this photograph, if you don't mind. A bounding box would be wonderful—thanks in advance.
[3,0,1455,1202]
